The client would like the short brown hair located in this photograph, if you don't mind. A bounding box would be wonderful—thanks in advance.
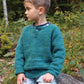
[24,0,51,13]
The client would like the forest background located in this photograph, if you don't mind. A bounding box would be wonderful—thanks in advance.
[0,0,84,83]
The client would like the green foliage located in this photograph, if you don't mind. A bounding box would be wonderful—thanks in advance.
[3,52,15,57]
[50,5,84,76]
[61,11,84,76]
[0,0,25,20]
[1,35,13,49]
[0,0,3,17]
[53,9,80,30]
[7,0,25,20]
[54,9,65,24]
[0,0,84,20]
[62,26,83,76]
[0,19,14,56]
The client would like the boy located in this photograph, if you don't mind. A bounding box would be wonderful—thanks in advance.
[14,0,65,84]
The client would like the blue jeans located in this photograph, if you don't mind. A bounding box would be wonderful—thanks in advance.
[23,74,57,84]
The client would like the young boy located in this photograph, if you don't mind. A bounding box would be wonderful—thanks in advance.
[14,0,65,84]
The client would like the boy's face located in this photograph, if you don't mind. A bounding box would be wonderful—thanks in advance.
[24,2,40,22]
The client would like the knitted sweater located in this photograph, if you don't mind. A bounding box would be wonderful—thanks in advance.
[14,23,65,78]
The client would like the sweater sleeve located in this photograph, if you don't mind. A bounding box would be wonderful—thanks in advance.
[47,26,65,78]
[14,29,25,75]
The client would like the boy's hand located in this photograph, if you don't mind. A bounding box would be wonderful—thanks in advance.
[17,73,26,84]
[43,73,54,83]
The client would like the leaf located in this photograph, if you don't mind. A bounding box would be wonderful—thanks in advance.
[3,52,15,57]
[80,69,84,76]
[77,65,82,69]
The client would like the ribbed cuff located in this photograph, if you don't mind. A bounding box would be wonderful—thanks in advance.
[15,68,24,75]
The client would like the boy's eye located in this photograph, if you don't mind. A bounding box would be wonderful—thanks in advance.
[27,8,30,11]
[26,7,31,11]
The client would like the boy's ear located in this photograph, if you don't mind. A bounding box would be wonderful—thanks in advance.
[39,7,45,15]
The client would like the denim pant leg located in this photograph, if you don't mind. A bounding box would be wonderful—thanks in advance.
[23,78,36,84]
[36,74,57,84]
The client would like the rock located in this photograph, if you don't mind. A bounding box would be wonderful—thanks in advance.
[74,72,84,82]
[56,73,84,84]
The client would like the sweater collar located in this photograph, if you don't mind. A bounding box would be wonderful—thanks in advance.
[33,22,50,28]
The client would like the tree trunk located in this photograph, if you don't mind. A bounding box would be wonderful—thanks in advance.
[2,0,8,26]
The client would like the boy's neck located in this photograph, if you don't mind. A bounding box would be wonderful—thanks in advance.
[34,14,47,26]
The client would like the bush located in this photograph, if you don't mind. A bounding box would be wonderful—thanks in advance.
[0,19,14,56]
[53,7,84,76]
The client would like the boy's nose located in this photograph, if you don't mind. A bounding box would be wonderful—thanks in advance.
[25,12,27,15]
[25,11,28,15]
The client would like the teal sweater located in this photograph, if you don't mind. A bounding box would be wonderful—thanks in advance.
[14,23,65,78]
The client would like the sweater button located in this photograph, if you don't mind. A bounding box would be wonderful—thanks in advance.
[36,29,38,31]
